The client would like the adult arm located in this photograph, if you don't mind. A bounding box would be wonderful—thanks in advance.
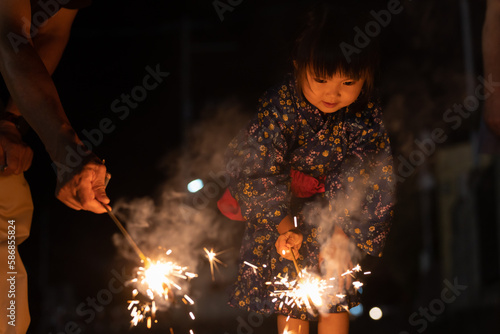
[483,0,500,136]
[5,7,78,115]
[0,8,76,175]
[0,0,109,213]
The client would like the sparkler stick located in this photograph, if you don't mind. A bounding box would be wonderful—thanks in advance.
[99,173,149,264]
[99,202,148,264]
[289,247,301,278]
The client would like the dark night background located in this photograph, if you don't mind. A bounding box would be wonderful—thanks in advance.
[12,0,500,333]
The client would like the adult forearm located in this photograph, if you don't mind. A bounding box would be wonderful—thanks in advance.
[0,43,84,163]
[3,8,77,116]
[32,8,77,76]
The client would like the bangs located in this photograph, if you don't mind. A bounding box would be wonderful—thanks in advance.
[292,2,379,96]
[307,48,371,82]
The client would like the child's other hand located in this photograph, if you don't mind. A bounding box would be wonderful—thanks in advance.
[275,230,303,260]
[319,226,355,293]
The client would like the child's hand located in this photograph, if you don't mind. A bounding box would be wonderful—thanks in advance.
[319,226,356,293]
[275,230,303,261]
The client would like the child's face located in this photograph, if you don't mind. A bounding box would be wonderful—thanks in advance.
[302,70,365,113]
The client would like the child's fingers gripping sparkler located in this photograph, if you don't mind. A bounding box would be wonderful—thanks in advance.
[275,229,303,261]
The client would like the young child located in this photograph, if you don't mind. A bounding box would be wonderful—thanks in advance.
[218,3,395,333]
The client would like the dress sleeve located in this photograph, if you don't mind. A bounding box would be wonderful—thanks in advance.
[225,91,293,232]
[326,101,395,257]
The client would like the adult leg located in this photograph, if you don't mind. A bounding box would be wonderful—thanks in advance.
[277,315,309,334]
[318,312,349,334]
[0,173,34,333]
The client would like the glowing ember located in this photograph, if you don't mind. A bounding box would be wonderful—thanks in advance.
[352,281,363,290]
[244,261,259,274]
[184,294,195,305]
[204,247,227,281]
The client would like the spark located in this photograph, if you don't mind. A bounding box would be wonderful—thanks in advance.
[269,264,366,315]
[243,261,258,268]
[204,247,227,281]
[128,300,139,310]
[244,261,259,274]
[184,294,195,305]
[128,251,198,328]
[270,269,331,314]
[352,281,364,290]
[341,269,353,277]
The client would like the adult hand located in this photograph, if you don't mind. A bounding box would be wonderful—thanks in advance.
[55,158,111,213]
[0,121,33,176]
[275,229,303,260]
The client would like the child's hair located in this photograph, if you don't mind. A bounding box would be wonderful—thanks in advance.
[292,2,380,98]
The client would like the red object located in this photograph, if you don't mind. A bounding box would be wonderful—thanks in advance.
[217,170,325,221]
[290,169,325,198]
[217,188,245,221]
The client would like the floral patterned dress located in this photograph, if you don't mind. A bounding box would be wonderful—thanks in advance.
[225,75,395,320]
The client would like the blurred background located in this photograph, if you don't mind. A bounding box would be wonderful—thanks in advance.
[15,0,499,333]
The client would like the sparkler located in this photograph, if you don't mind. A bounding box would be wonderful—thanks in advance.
[98,202,198,329]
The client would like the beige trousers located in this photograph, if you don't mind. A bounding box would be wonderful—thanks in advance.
[0,173,33,333]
